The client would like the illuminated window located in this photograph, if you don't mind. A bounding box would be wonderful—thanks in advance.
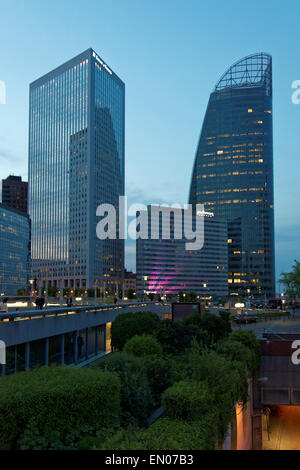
[248,109,253,113]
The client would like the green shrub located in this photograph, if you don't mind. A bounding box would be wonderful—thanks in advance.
[124,334,163,358]
[0,366,121,450]
[111,311,161,350]
[162,380,213,420]
[145,416,217,450]
[98,416,217,450]
[92,352,154,426]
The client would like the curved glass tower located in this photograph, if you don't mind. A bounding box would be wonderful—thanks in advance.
[189,53,275,298]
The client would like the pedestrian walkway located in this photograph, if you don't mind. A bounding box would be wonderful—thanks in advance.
[263,406,300,450]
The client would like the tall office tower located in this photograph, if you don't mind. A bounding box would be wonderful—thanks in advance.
[136,206,228,300]
[2,175,28,214]
[28,49,125,291]
[189,53,275,299]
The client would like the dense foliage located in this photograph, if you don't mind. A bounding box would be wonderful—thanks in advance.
[178,291,198,302]
[0,309,262,450]
[91,352,154,426]
[124,334,163,358]
[0,366,121,450]
[111,311,160,350]
[162,380,213,420]
[96,415,217,450]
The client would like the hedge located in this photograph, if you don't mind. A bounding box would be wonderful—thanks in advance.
[97,416,217,450]
[0,366,121,450]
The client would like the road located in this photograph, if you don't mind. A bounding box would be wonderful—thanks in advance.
[232,311,300,337]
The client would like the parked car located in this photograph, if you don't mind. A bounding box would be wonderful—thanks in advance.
[0,299,8,313]
[265,304,276,309]
[251,302,264,309]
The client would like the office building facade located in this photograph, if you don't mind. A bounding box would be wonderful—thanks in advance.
[136,206,228,299]
[28,49,125,290]
[189,53,275,298]
[2,175,28,214]
[0,204,30,296]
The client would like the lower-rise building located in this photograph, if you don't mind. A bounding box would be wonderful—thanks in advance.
[136,206,228,300]
[124,270,136,292]
[0,204,30,296]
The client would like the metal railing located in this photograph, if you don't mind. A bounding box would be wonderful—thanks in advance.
[0,302,154,323]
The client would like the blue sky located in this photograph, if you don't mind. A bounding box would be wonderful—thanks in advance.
[0,0,299,290]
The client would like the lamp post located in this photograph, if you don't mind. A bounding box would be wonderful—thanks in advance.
[94,279,98,305]
[59,280,64,307]
[29,279,34,307]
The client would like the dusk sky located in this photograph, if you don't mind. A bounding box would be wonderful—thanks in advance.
[0,0,299,290]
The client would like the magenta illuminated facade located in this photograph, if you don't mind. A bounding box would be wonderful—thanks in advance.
[136,207,228,299]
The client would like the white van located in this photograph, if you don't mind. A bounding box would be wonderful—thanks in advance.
[0,300,8,313]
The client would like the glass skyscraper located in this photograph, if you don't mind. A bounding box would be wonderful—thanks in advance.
[189,53,275,298]
[0,204,30,296]
[28,49,125,290]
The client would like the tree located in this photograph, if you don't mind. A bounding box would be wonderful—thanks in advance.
[48,286,58,297]
[178,291,198,302]
[199,312,231,344]
[154,319,205,354]
[17,289,27,296]
[124,334,163,358]
[183,312,231,345]
[280,260,300,298]
[141,356,175,406]
[92,352,154,426]
[126,289,136,300]
[111,311,161,351]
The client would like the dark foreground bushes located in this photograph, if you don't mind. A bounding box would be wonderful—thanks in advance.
[90,415,217,450]
[91,350,176,425]
[0,366,121,450]
[91,352,154,426]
